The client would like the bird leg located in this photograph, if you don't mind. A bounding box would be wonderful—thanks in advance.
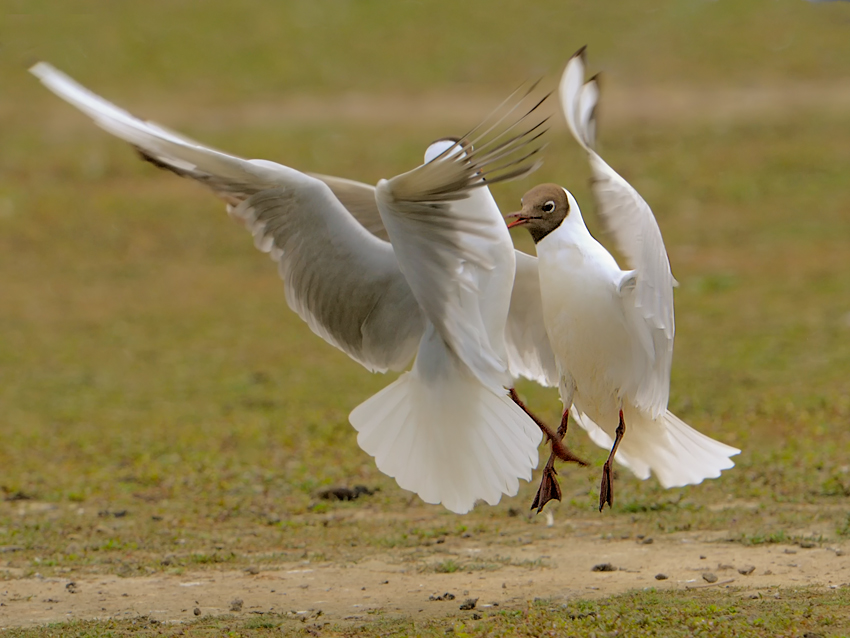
[599,409,626,512]
[530,408,576,513]
[508,388,586,465]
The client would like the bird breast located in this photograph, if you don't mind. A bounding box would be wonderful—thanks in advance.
[537,236,635,412]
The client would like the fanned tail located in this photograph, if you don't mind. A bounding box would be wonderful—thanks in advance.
[571,408,739,489]
[350,331,542,514]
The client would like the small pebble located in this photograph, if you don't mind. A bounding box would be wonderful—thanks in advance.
[702,572,718,583]
[244,565,260,575]
[738,565,756,576]
[699,555,706,560]
[592,563,617,572]
[654,573,668,580]
[229,599,243,612]
[784,549,797,555]
[472,612,482,620]
[193,607,201,616]
[640,537,654,545]
[459,598,478,611]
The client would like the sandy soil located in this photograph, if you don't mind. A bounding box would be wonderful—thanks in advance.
[1,529,846,629]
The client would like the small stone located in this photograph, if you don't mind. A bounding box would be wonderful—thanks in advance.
[244,565,260,575]
[193,607,201,616]
[702,572,718,583]
[592,563,617,572]
[699,555,706,560]
[501,582,507,589]
[763,569,773,575]
[654,573,668,580]
[459,598,478,611]
[836,550,845,557]
[472,612,482,620]
[784,549,797,554]
[799,540,817,549]
[229,599,243,612]
[738,565,756,576]
[640,537,654,545]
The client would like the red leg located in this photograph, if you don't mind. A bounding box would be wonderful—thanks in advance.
[509,388,587,465]
[530,409,574,512]
[599,409,626,512]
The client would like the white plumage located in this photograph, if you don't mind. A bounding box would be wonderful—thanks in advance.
[30,62,554,514]
[510,49,740,509]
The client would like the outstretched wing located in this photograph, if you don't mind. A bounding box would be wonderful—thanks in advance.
[560,50,675,417]
[31,62,425,373]
[375,86,550,392]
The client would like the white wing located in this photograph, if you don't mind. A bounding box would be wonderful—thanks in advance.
[281,176,559,387]
[506,251,559,386]
[31,62,425,373]
[560,50,675,417]
[375,89,550,392]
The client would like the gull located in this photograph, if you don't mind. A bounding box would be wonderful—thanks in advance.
[30,63,575,514]
[507,49,740,511]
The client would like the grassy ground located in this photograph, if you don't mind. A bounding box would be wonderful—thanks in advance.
[4,587,850,637]
[2,1,850,635]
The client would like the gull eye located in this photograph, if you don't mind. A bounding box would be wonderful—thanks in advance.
[541,200,556,213]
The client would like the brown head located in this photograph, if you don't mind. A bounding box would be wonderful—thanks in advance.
[506,183,570,244]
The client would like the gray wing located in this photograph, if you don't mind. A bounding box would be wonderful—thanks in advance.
[307,173,389,241]
[31,62,425,372]
[506,251,559,387]
[375,87,550,392]
[560,50,674,417]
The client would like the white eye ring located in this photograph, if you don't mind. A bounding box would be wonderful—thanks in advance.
[542,200,556,213]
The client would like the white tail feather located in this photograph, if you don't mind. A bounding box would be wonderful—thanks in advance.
[571,408,739,489]
[350,334,541,514]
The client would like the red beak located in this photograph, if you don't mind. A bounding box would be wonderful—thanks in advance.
[505,211,526,229]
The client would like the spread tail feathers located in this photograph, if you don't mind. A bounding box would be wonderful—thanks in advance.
[571,408,739,489]
[350,336,542,514]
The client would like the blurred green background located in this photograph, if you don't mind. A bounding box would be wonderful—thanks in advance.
[1,0,849,580]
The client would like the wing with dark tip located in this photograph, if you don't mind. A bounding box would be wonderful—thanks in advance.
[375,85,551,392]
[560,50,674,417]
[31,62,425,372]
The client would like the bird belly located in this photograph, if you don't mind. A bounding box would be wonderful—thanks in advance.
[538,253,635,417]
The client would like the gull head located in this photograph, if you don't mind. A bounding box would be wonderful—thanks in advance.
[506,183,571,244]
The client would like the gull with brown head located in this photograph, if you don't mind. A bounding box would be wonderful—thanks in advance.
[508,49,740,512]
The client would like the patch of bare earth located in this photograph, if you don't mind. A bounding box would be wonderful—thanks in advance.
[1,529,846,629]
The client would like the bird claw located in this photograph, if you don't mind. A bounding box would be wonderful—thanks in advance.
[598,462,614,512]
[531,465,562,513]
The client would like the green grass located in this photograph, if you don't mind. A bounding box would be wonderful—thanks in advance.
[2,1,850,635]
[3,588,849,637]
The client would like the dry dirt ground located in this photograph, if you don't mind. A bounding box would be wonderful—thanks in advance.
[1,522,846,629]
